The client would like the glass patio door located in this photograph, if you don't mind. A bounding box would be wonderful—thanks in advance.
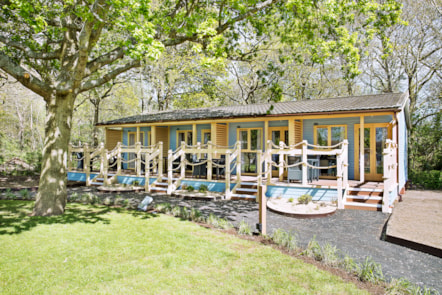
[269,127,289,176]
[128,132,144,169]
[238,128,262,174]
[355,124,390,181]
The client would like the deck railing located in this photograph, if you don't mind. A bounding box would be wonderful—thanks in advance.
[69,139,351,205]
[382,139,398,213]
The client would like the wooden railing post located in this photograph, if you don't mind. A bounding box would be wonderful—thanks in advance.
[257,150,263,203]
[301,140,308,186]
[342,140,349,189]
[180,141,186,180]
[116,142,122,176]
[225,151,231,200]
[158,142,163,179]
[336,149,344,209]
[207,141,213,181]
[167,149,173,194]
[103,148,109,185]
[84,143,90,186]
[266,140,272,185]
[236,141,241,186]
[135,142,141,177]
[278,141,284,182]
[145,152,150,192]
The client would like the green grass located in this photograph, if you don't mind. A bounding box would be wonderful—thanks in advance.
[0,201,368,294]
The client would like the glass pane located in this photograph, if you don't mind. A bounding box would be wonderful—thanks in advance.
[140,133,144,146]
[376,127,388,174]
[240,131,248,149]
[187,132,192,145]
[250,129,261,150]
[272,131,281,145]
[178,132,185,145]
[364,128,371,173]
[241,152,257,173]
[317,128,328,146]
[203,132,211,144]
[331,126,345,146]
[129,133,135,145]
[284,130,289,146]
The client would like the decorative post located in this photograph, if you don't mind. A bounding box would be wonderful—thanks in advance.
[207,141,213,181]
[167,149,173,194]
[84,143,90,186]
[301,140,308,186]
[103,148,109,185]
[158,142,163,179]
[135,142,141,177]
[258,185,266,235]
[236,141,241,186]
[225,151,231,200]
[266,140,272,185]
[336,149,343,209]
[278,141,284,182]
[145,152,150,192]
[180,141,186,180]
[116,142,122,176]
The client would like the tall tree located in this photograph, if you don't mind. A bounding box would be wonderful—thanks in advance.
[0,0,402,215]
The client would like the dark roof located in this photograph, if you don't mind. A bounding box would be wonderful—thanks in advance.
[98,93,408,126]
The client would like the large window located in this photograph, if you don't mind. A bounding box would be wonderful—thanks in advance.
[237,128,262,174]
[314,125,347,147]
[201,129,211,144]
[177,130,193,146]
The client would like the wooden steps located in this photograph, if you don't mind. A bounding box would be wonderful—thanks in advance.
[231,182,257,201]
[345,188,383,211]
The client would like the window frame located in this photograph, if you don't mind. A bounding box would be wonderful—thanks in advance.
[313,125,347,147]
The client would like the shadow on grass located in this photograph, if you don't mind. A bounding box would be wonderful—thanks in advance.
[0,200,158,235]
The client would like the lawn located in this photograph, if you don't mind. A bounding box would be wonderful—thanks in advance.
[0,201,368,294]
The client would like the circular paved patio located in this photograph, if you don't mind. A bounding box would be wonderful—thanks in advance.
[70,187,442,292]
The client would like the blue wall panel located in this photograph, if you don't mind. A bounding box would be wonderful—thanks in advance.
[68,172,98,182]
[266,185,337,202]
[269,120,288,127]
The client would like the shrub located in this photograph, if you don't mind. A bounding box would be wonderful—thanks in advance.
[297,194,312,204]
[272,229,297,252]
[340,255,360,275]
[154,202,172,214]
[409,170,442,190]
[103,197,114,206]
[186,185,194,192]
[180,206,190,219]
[288,197,294,203]
[4,189,16,200]
[206,213,219,227]
[322,243,340,267]
[19,189,30,200]
[303,236,323,261]
[131,180,140,186]
[198,184,208,193]
[171,206,182,217]
[189,208,203,222]
[359,257,384,283]
[217,218,233,230]
[238,220,252,235]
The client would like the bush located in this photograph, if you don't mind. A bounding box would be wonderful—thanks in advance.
[272,229,297,252]
[186,185,194,192]
[198,184,208,193]
[303,236,323,261]
[19,189,30,200]
[189,208,203,222]
[154,202,172,214]
[238,220,252,235]
[359,257,384,283]
[297,194,312,204]
[409,170,442,190]
[288,197,294,203]
[322,243,340,267]
[131,180,140,186]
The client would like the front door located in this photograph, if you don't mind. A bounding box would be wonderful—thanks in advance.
[238,128,262,174]
[269,127,289,177]
[355,124,391,181]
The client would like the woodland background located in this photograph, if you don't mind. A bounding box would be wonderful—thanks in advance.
[0,0,440,188]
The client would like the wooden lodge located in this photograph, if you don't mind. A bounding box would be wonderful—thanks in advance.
[68,93,410,213]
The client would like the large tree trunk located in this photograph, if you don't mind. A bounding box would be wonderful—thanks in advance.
[32,93,75,216]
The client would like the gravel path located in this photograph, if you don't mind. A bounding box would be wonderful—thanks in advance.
[69,187,442,292]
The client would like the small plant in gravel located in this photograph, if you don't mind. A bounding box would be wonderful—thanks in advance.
[272,229,298,252]
[322,243,340,267]
[186,185,195,192]
[131,180,140,186]
[189,208,203,222]
[155,202,172,214]
[340,255,360,276]
[238,220,252,235]
[5,189,16,200]
[180,206,190,219]
[216,218,233,230]
[198,184,208,193]
[288,197,294,203]
[206,213,219,227]
[358,257,384,284]
[19,189,30,200]
[297,194,312,204]
[303,236,323,261]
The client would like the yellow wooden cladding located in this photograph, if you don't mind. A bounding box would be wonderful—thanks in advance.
[156,126,169,156]
[294,120,303,144]
[215,123,228,147]
[105,129,122,150]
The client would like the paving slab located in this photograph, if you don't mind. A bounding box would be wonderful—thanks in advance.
[386,190,442,256]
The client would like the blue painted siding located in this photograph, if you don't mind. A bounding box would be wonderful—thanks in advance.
[303,115,393,180]
[179,180,231,192]
[269,120,288,127]
[116,176,156,185]
[397,110,408,190]
[266,185,337,202]
[68,172,98,182]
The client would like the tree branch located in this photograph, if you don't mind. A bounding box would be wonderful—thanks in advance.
[85,47,126,76]
[79,60,140,93]
[0,35,62,60]
[0,53,51,98]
